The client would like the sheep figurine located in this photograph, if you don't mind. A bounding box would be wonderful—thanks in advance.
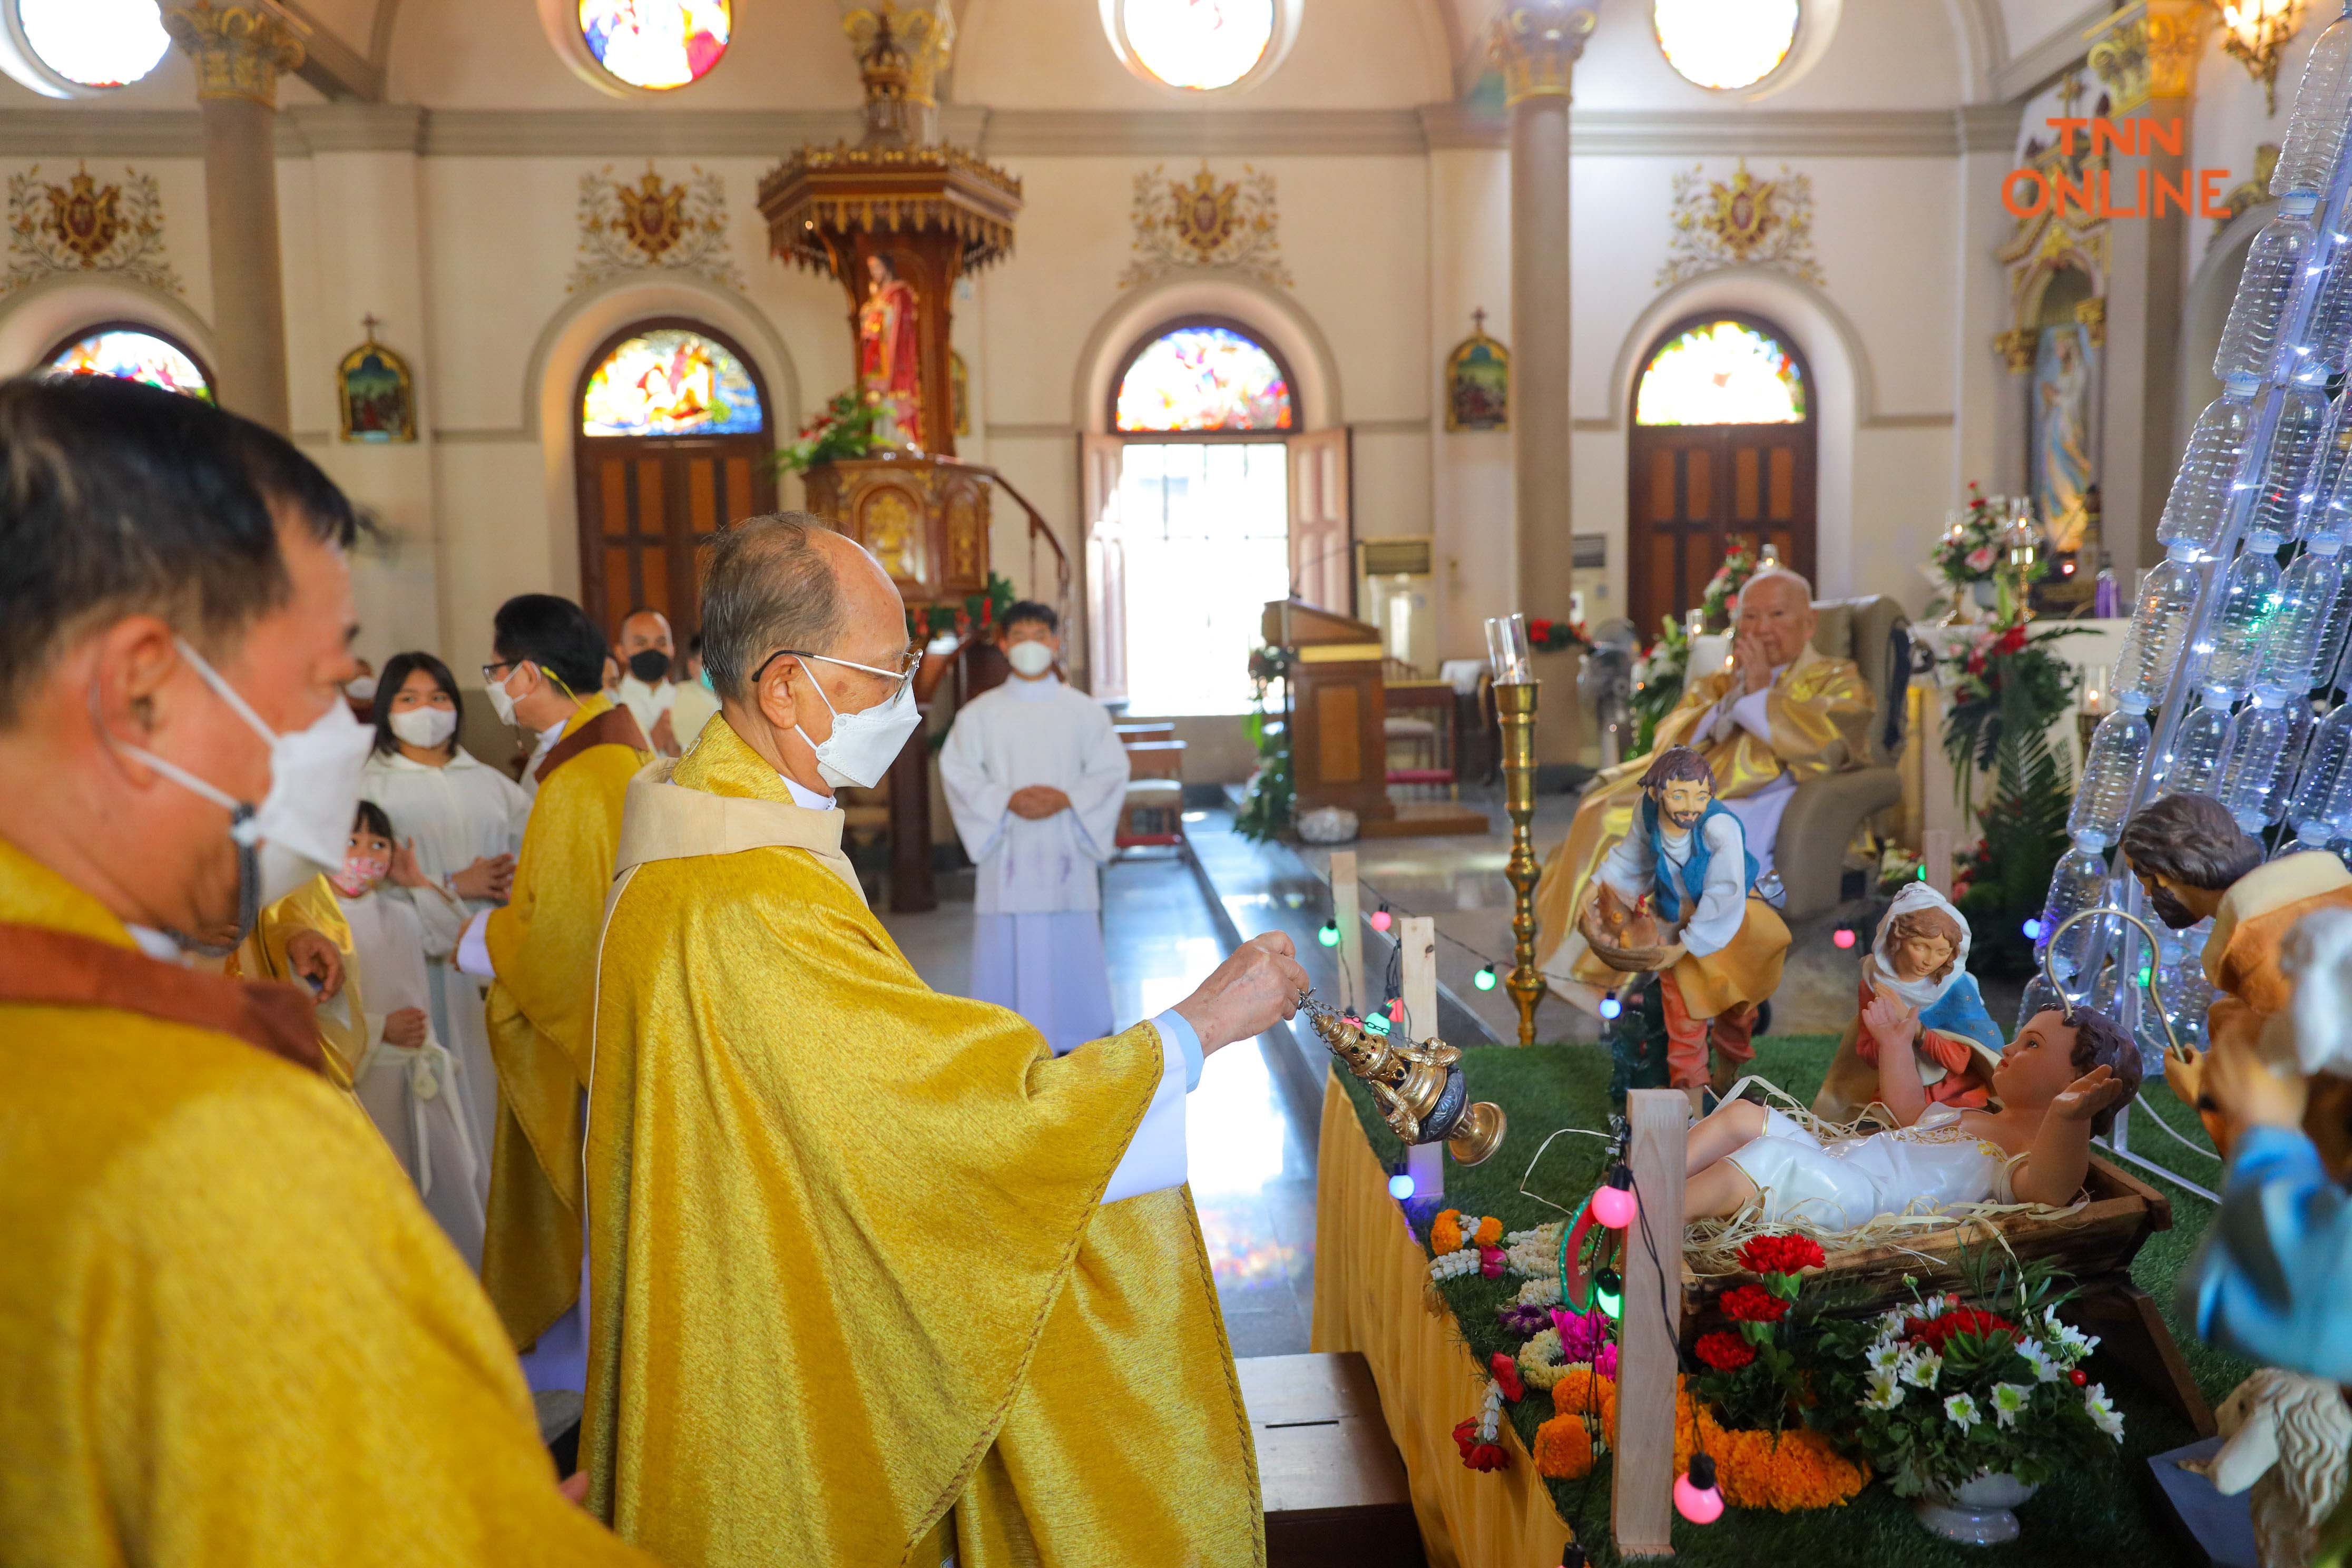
[2191,1368,2352,1568]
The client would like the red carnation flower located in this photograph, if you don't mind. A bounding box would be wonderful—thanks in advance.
[1695,1330,1756,1371]
[1904,1306,2016,1353]
[1530,618,1555,641]
[1491,1353,1525,1402]
[1719,1284,1790,1325]
[1736,1234,1826,1276]
[1465,1441,1510,1473]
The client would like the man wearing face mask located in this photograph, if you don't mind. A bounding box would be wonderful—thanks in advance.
[581,512,1307,1565]
[0,375,660,1563]
[939,601,1131,1055]
[462,593,651,1390]
[613,606,682,758]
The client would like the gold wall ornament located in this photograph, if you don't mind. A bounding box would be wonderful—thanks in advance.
[160,2,306,107]
[4,163,180,297]
[1122,161,1291,290]
[571,164,743,293]
[1995,327,2039,375]
[1657,158,1824,289]
[2213,0,2307,115]
[337,316,416,444]
[2086,0,2208,115]
[2073,295,2108,349]
[1487,1,1599,106]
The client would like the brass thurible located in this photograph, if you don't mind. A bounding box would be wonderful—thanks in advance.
[1494,679,1544,1046]
[1301,995,1507,1165]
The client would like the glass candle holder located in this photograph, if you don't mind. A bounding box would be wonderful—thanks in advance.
[1487,612,1533,684]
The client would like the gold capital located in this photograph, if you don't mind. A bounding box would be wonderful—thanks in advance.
[162,2,305,107]
[1489,1,1599,106]
[2073,295,2106,348]
[2084,0,2206,116]
[845,1,954,109]
[1995,327,2037,375]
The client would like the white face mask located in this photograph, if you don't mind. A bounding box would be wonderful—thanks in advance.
[112,638,377,917]
[485,662,527,728]
[1006,640,1054,679]
[389,705,459,749]
[345,675,378,703]
[792,654,923,790]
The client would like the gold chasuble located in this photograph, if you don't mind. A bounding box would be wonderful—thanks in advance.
[583,720,1262,1568]
[482,694,650,1350]
[1534,643,1871,982]
[246,872,367,1091]
[0,838,659,1566]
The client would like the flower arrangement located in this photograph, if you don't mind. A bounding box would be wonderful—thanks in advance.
[907,571,1018,645]
[1428,1209,1507,1282]
[1234,645,1294,842]
[774,388,885,475]
[1626,612,1692,761]
[1526,616,1593,653]
[1454,1378,1511,1472]
[1674,1385,1870,1512]
[1813,1279,2123,1498]
[1533,1366,1620,1481]
[1930,484,2006,594]
[1518,1310,1621,1391]
[1698,541,1767,633]
[1691,1237,1820,1432]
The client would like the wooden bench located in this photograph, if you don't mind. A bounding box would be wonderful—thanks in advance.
[1116,721,1177,745]
[1238,1353,1425,1568]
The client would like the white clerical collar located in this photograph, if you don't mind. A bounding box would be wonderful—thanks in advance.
[536,717,566,749]
[1007,672,1062,701]
[126,924,189,963]
[779,772,837,811]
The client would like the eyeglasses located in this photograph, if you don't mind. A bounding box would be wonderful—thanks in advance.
[753,646,925,702]
[480,660,515,685]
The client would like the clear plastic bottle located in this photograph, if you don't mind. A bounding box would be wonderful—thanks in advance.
[2218,199,2320,385]
[2222,698,2314,830]
[2254,387,2336,535]
[2259,547,2345,700]
[2275,4,2352,201]
[2159,384,2260,557]
[2158,697,2237,798]
[2300,395,2352,545]
[2290,700,2352,843]
[2203,549,2284,702]
[2071,710,2151,849]
[2035,846,2113,982]
[2113,552,2204,713]
[2297,246,2352,387]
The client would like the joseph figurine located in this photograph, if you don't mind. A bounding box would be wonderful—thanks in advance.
[582,513,1310,1567]
[1535,569,1873,1006]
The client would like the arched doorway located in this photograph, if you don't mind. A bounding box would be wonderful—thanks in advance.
[39,320,213,399]
[572,317,777,641]
[1626,312,1816,636]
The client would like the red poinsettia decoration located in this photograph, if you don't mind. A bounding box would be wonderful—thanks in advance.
[1694,1330,1756,1371]
[1491,1352,1525,1402]
[1736,1234,1826,1277]
[1452,1419,1510,1472]
[1719,1284,1791,1325]
[1904,1305,2017,1353]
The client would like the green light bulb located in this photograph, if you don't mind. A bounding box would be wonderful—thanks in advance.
[1317,922,1340,948]
[1365,1014,1392,1037]
[1595,1267,1623,1321]
[1475,966,1498,992]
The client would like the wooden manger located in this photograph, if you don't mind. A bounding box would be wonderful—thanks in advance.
[1677,1154,2216,1438]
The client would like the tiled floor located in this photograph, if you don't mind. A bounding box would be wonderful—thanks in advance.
[879,855,1321,1357]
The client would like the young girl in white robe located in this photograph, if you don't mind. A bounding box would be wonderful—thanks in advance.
[333,800,488,1268]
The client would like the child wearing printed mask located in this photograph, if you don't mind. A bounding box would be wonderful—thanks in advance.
[333,800,488,1267]
[1813,883,2005,1124]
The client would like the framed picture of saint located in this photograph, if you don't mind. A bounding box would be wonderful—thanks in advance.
[1445,309,1508,432]
[338,319,417,444]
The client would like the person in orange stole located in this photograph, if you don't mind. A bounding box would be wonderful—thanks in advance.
[857,251,923,447]
[0,374,654,1563]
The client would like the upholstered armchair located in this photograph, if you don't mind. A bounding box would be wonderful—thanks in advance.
[1772,596,1910,922]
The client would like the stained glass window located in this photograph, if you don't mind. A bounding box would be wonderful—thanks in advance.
[579,0,731,91]
[1634,320,1807,426]
[46,328,211,400]
[1115,326,1292,433]
[581,328,763,437]
[17,0,170,88]
[1653,0,1799,92]
[1118,0,1275,91]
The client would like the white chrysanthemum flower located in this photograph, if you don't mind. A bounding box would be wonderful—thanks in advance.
[2015,1340,2062,1384]
[1866,1340,1904,1376]
[1945,1393,1981,1430]
[2084,1383,2124,1440]
[1899,1348,1944,1389]
[1861,1372,1905,1411]
[1990,1383,2031,1429]
[2045,1310,2097,1358]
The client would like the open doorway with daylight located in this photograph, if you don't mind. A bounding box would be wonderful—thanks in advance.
[1626,313,1817,638]
[1081,318,1349,716]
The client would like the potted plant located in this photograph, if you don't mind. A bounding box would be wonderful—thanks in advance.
[773,388,886,475]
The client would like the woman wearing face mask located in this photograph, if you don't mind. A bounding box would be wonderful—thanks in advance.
[361,651,531,1171]
[335,800,487,1266]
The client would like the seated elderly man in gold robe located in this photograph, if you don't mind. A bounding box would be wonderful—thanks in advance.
[1535,568,1874,1010]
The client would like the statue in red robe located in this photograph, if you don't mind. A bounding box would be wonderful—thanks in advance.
[857,253,923,449]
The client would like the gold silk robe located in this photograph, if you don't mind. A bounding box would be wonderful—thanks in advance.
[1535,642,1873,983]
[483,693,650,1351]
[582,720,1262,1568]
[247,871,367,1091]
[0,838,659,1567]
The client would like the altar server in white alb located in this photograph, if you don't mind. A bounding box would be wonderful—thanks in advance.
[941,600,1132,1055]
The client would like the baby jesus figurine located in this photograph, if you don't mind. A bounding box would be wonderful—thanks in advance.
[1812,884,2005,1124]
[1683,1005,2140,1229]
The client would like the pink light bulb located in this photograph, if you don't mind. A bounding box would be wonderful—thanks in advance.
[1370,907,1393,932]
[1832,927,1857,949]
[1673,1469,1724,1525]
[1591,1183,1636,1230]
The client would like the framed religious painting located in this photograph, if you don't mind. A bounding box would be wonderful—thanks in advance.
[1444,310,1508,432]
[337,319,418,444]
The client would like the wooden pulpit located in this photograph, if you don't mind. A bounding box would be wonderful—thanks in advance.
[1266,598,1394,827]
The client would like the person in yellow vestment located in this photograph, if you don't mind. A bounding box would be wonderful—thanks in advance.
[0,374,655,1562]
[583,513,1309,1567]
[247,871,370,1091]
[1535,569,1873,1008]
[456,593,651,1392]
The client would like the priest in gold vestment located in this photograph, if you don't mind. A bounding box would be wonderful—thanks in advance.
[457,594,652,1386]
[1536,570,1873,1005]
[584,514,1309,1566]
[0,374,654,1563]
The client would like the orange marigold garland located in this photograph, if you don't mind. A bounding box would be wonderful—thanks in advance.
[1534,1373,1865,1507]
[1532,1367,1618,1481]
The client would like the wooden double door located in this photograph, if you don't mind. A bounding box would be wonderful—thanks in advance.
[1626,422,1816,639]
[575,435,776,642]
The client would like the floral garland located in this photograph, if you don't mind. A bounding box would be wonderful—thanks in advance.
[1532,1367,1620,1481]
[1453,1378,1511,1472]
[1526,615,1592,653]
[1674,1386,1871,1512]
[1428,1210,1507,1283]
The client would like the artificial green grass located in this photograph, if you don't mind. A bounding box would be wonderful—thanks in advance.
[1334,1033,2252,1567]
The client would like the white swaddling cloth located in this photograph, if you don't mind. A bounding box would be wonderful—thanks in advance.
[1724,1106,2021,1231]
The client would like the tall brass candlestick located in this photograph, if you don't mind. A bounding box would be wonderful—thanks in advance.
[1496,679,1543,1045]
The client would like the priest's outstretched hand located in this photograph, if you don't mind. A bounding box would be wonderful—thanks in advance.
[1171,932,1312,1055]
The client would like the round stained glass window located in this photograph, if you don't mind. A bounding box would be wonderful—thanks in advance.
[582,328,763,437]
[579,0,731,91]
[1653,0,1799,92]
[16,0,171,89]
[1116,325,1293,433]
[1116,0,1276,92]
[1634,320,1806,427]
[46,328,211,400]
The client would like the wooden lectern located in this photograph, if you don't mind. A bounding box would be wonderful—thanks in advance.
[1266,599,1394,827]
